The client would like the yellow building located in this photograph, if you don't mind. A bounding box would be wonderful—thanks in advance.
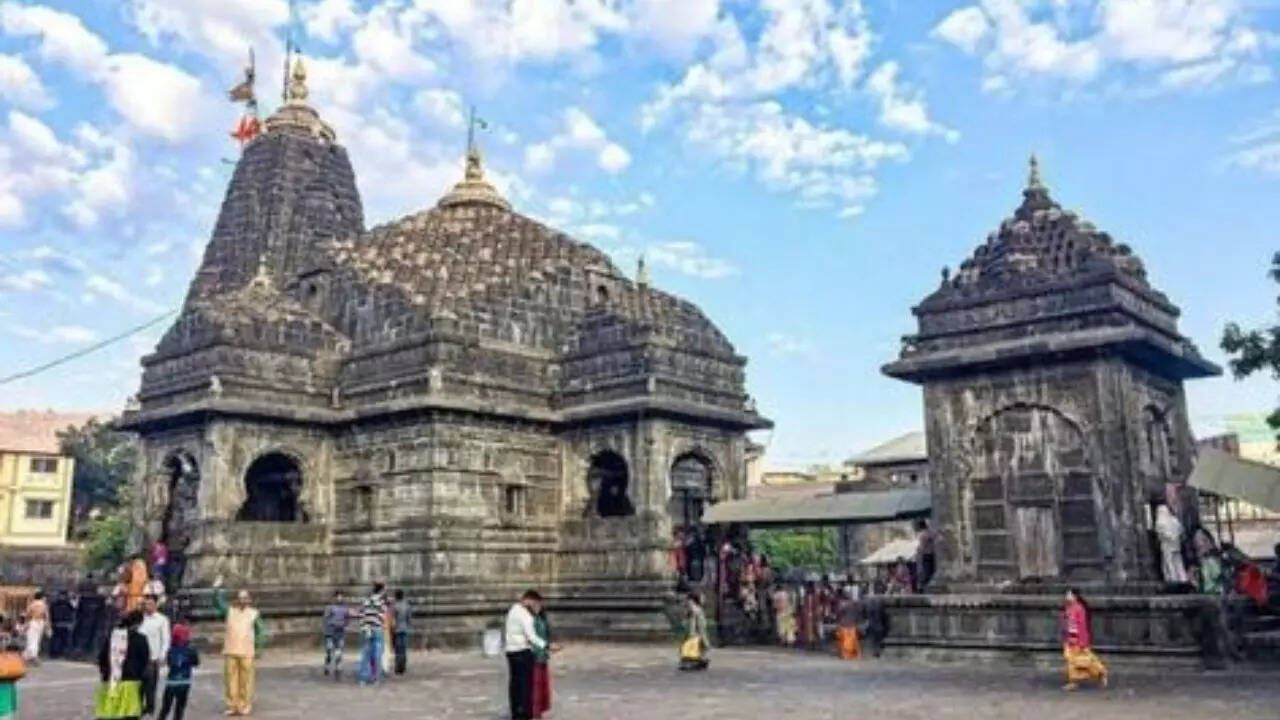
[0,411,95,547]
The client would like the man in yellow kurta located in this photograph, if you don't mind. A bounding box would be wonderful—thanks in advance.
[212,575,265,716]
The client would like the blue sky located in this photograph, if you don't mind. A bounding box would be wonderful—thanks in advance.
[1,0,1279,468]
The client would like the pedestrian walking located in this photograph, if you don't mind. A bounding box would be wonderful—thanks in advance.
[22,592,47,663]
[212,576,264,716]
[138,594,171,716]
[678,591,711,671]
[1061,588,1107,691]
[771,584,795,646]
[157,624,199,720]
[49,590,75,659]
[357,583,387,685]
[94,610,150,720]
[322,591,351,679]
[504,590,546,720]
[391,590,411,675]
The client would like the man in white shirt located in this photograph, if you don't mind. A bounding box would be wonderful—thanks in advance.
[503,590,546,720]
[138,593,171,717]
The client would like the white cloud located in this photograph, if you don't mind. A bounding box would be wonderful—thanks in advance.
[0,53,51,109]
[685,101,905,214]
[640,0,875,129]
[415,0,627,64]
[7,323,98,343]
[1228,109,1280,175]
[304,0,361,42]
[0,1,109,75]
[932,6,990,54]
[99,54,206,143]
[50,325,97,343]
[127,0,288,73]
[85,274,165,314]
[574,223,621,241]
[351,3,436,81]
[765,332,814,357]
[414,88,466,128]
[598,143,632,173]
[933,0,1272,92]
[0,269,51,292]
[524,107,631,174]
[7,111,83,165]
[647,241,736,279]
[2,3,209,143]
[628,0,721,57]
[866,61,959,141]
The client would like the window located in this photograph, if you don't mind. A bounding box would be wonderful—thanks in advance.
[504,485,528,518]
[25,499,54,519]
[29,457,58,474]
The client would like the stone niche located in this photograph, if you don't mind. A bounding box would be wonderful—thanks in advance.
[881,161,1220,664]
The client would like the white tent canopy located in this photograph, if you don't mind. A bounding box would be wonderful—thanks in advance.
[859,538,919,565]
[1189,448,1280,513]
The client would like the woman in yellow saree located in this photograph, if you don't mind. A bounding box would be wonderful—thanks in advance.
[1061,588,1107,690]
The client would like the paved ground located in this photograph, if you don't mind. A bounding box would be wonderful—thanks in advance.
[18,644,1280,720]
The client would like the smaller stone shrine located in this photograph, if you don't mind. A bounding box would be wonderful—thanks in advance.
[880,157,1222,664]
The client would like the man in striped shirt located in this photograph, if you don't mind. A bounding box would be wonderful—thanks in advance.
[357,583,387,685]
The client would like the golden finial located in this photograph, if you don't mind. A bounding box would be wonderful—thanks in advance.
[1028,153,1042,189]
[287,55,308,102]
[437,105,509,211]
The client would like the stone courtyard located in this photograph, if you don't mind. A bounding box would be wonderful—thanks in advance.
[21,644,1280,720]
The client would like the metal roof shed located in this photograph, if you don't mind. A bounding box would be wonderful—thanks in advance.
[702,487,931,528]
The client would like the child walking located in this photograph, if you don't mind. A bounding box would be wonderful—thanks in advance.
[158,624,199,720]
[322,591,351,679]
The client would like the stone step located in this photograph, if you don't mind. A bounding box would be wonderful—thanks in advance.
[1243,629,1280,664]
[1243,615,1280,634]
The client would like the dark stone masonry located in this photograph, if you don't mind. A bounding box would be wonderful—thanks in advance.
[118,61,769,645]
[881,158,1222,663]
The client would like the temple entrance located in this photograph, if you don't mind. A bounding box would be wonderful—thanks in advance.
[589,451,634,517]
[669,454,712,530]
[1014,505,1060,579]
[237,453,308,522]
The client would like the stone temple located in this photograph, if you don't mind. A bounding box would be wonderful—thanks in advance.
[119,60,769,644]
[881,158,1223,662]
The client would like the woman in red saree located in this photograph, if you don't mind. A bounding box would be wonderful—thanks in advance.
[1061,588,1107,690]
[531,609,557,718]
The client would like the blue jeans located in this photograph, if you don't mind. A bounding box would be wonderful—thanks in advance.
[323,632,345,673]
[358,630,383,684]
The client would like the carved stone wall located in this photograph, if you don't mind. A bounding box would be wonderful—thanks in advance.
[121,95,768,646]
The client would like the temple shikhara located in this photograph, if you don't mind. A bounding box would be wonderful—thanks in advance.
[881,158,1223,660]
[118,58,769,643]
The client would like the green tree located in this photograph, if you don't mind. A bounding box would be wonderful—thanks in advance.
[1221,252,1280,437]
[82,485,133,573]
[57,416,137,538]
[750,528,838,572]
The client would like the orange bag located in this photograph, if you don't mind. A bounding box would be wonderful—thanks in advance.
[0,651,25,681]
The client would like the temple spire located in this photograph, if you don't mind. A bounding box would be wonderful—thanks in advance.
[1017,152,1053,216]
[438,106,509,211]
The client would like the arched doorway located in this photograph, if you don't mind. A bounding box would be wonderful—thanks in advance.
[160,451,200,591]
[237,453,308,522]
[669,454,712,530]
[589,451,634,517]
